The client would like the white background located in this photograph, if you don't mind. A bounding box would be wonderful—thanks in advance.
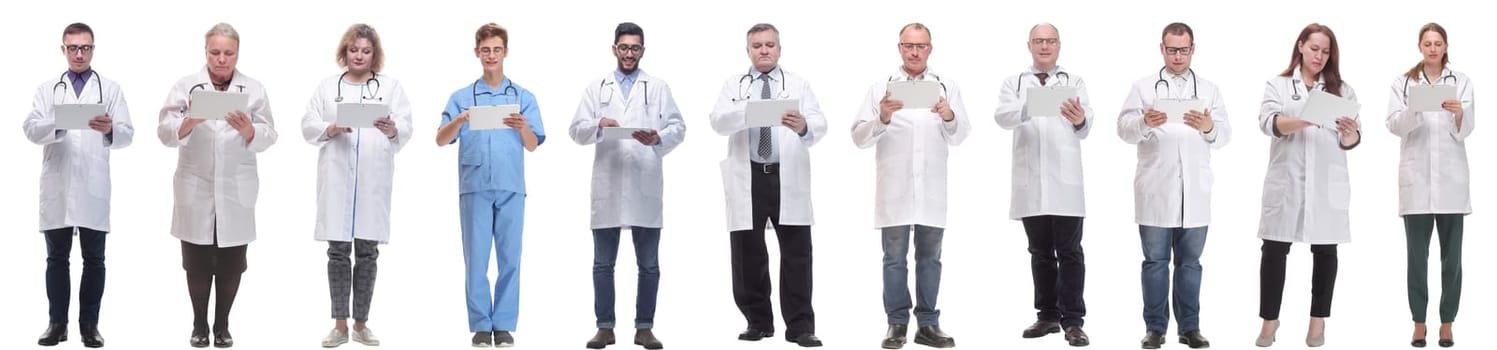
[0,0,1490,349]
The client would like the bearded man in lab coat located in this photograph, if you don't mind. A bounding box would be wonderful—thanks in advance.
[23,22,134,348]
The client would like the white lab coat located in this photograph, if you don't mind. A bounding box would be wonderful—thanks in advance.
[157,67,277,247]
[1385,68,1475,216]
[569,70,686,230]
[709,67,827,232]
[302,73,413,243]
[851,68,970,229]
[22,72,135,232]
[994,66,1092,220]
[1116,69,1231,228]
[1256,67,1359,244]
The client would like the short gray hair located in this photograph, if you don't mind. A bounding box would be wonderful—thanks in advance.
[205,23,240,45]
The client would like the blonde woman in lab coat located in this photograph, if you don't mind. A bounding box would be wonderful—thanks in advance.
[303,23,412,348]
[1253,23,1360,348]
[157,23,278,348]
[1384,22,1474,349]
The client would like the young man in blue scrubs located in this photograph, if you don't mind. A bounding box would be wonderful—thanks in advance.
[435,22,545,348]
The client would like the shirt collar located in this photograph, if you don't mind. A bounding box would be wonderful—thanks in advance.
[753,66,781,82]
[891,67,937,82]
[614,69,641,85]
[67,69,94,84]
[475,76,514,95]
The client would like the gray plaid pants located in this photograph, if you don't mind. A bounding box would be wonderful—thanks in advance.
[328,239,379,321]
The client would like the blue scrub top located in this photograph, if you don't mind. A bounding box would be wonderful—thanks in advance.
[441,77,547,195]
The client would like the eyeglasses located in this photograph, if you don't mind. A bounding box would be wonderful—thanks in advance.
[614,44,643,53]
[898,42,931,50]
[477,46,506,55]
[65,45,95,53]
[1164,46,1193,55]
[1030,38,1059,46]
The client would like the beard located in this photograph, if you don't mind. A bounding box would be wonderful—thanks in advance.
[616,59,638,74]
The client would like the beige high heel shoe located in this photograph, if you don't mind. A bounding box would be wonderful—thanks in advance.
[1256,319,1279,347]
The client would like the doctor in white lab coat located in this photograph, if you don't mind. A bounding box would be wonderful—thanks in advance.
[22,22,133,348]
[851,23,967,349]
[156,23,277,348]
[303,24,410,348]
[1253,23,1361,348]
[567,22,683,349]
[708,23,827,348]
[993,23,1092,346]
[1115,22,1228,349]
[1384,23,1473,345]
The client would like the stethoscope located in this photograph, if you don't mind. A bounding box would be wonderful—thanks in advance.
[1018,70,1071,89]
[1395,69,1455,97]
[1289,78,1325,101]
[335,71,381,102]
[1153,66,1198,99]
[471,78,520,105]
[53,71,103,104]
[600,78,648,106]
[731,69,790,102]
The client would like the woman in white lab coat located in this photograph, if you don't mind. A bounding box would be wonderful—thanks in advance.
[1385,23,1473,348]
[1253,23,1360,348]
[303,24,411,348]
[156,23,277,349]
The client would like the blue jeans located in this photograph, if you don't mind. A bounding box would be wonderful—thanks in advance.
[882,225,944,326]
[593,226,661,329]
[1139,225,1208,334]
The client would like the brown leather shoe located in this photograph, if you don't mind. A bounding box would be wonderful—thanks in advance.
[634,329,663,349]
[586,329,614,349]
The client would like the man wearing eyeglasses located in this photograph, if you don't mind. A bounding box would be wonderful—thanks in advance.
[436,22,546,348]
[994,23,1093,347]
[852,22,968,349]
[568,22,684,350]
[1115,22,1231,350]
[23,22,134,349]
[709,22,828,348]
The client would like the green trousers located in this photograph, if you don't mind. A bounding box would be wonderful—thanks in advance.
[1403,214,1464,323]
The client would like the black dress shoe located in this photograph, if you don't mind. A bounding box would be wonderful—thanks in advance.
[472,331,493,347]
[38,323,68,346]
[787,333,822,347]
[1178,330,1210,349]
[914,325,955,348]
[882,324,908,349]
[1412,338,1427,347]
[737,328,773,341]
[586,328,614,349]
[1065,326,1090,347]
[1023,321,1061,338]
[634,329,663,350]
[189,329,210,348]
[213,329,234,348]
[1140,331,1165,349]
[1439,339,1454,348]
[80,323,105,348]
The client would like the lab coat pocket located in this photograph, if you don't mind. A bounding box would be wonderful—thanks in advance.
[237,171,260,208]
[1057,142,1084,185]
[87,167,110,199]
[1328,164,1351,211]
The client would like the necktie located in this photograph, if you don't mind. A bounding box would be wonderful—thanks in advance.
[757,73,772,159]
[1036,72,1049,86]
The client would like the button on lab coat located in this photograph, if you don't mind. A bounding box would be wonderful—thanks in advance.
[1385,68,1475,216]
[569,70,686,230]
[1256,68,1358,244]
[302,73,413,243]
[994,67,1092,220]
[709,67,827,232]
[22,73,134,232]
[157,68,277,247]
[1116,70,1231,228]
[851,69,970,229]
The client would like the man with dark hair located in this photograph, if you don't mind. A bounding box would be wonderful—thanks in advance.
[569,21,684,350]
[25,21,135,348]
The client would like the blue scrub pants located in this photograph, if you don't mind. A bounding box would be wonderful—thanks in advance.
[460,190,525,332]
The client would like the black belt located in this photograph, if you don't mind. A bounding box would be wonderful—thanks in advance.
[751,161,779,175]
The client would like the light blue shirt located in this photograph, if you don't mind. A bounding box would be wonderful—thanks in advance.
[441,77,547,195]
[614,69,639,100]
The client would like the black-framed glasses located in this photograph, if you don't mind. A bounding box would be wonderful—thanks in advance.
[1164,46,1193,55]
[65,45,95,53]
[898,42,931,50]
[614,44,643,53]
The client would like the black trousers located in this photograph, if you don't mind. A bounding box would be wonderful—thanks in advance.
[1021,215,1086,327]
[182,239,248,333]
[45,227,107,325]
[731,162,815,339]
[1259,240,1337,320]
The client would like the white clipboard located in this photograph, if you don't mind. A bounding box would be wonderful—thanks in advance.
[1301,90,1360,127]
[602,127,653,141]
[886,80,942,109]
[1408,84,1456,112]
[1154,98,1204,124]
[335,103,389,128]
[188,90,249,120]
[1023,87,1077,117]
[469,104,520,130]
[746,99,799,128]
[54,103,106,130]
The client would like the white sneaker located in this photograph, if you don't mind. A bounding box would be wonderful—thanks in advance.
[322,329,349,348]
[352,327,381,346]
